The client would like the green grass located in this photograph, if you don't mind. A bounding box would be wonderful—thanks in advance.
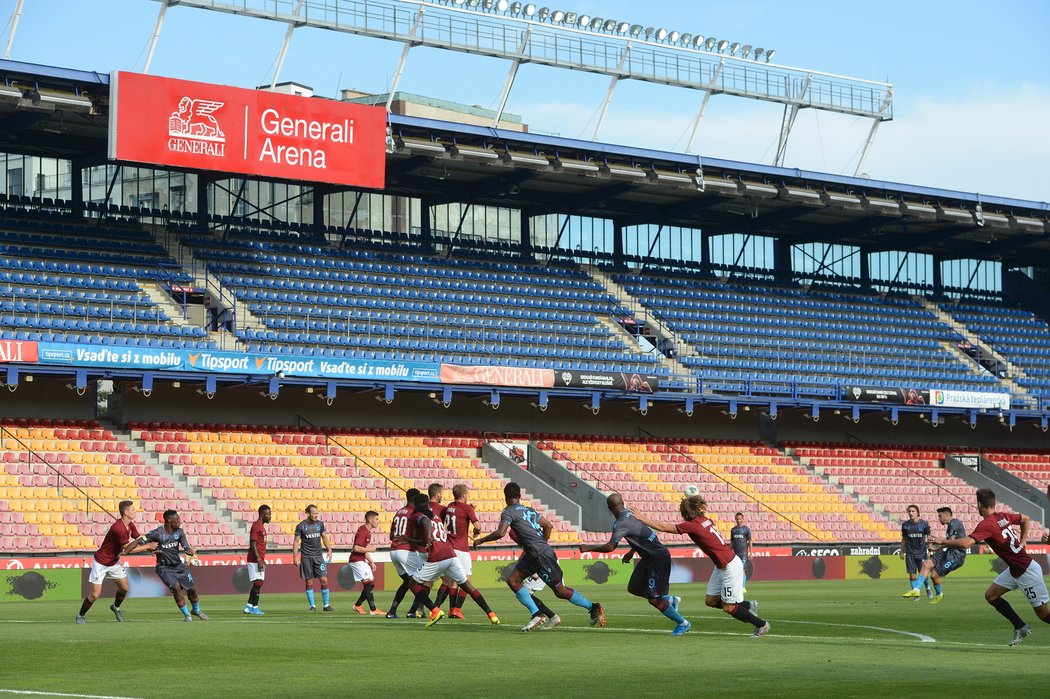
[1,579,1047,698]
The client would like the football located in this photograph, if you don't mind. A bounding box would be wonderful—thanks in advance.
[683,485,701,497]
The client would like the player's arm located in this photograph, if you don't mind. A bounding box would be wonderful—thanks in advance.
[292,533,301,565]
[929,534,975,549]
[579,537,619,554]
[121,530,156,556]
[470,511,481,539]
[1017,514,1031,543]
[632,511,678,535]
[899,531,907,559]
[746,529,753,557]
[538,516,554,541]
[473,520,510,548]
[322,532,334,561]
[249,537,264,570]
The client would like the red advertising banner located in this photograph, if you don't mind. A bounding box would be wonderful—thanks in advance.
[0,339,38,363]
[109,71,386,189]
[439,364,555,388]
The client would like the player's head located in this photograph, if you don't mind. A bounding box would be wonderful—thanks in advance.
[428,483,444,502]
[365,510,379,528]
[163,509,180,529]
[605,492,624,516]
[258,504,272,524]
[305,504,319,522]
[680,494,707,520]
[906,505,920,521]
[976,488,997,515]
[452,483,469,501]
[935,506,952,524]
[413,492,433,518]
[405,487,420,506]
[734,512,744,526]
[503,482,522,504]
[118,500,135,519]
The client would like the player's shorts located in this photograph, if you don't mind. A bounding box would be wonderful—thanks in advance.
[993,560,1050,608]
[514,549,564,589]
[930,550,965,577]
[390,549,421,577]
[414,556,467,585]
[348,560,373,584]
[156,564,195,591]
[88,559,128,586]
[707,556,744,604]
[299,555,328,580]
[905,553,926,575]
[454,549,473,577]
[247,562,265,582]
[629,549,672,598]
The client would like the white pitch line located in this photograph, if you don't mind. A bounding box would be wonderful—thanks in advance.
[0,690,143,699]
[769,618,936,643]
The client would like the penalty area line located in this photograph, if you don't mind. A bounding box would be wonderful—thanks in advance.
[0,690,143,699]
[769,618,936,643]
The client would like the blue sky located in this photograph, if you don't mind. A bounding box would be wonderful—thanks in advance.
[2,0,1048,201]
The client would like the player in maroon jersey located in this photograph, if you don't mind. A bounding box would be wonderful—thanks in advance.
[386,488,421,618]
[76,500,143,624]
[930,488,1050,645]
[635,494,770,637]
[243,504,271,616]
[438,483,480,618]
[405,493,499,628]
[350,511,385,615]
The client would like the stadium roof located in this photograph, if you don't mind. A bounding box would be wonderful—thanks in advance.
[1,59,1048,266]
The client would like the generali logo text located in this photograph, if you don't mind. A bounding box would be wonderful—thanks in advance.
[168,96,226,157]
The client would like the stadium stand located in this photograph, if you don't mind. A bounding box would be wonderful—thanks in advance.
[0,419,234,552]
[613,271,1006,397]
[982,451,1050,493]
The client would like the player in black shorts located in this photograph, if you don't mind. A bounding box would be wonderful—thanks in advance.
[123,509,208,622]
[906,506,967,604]
[293,504,334,611]
[900,505,932,601]
[580,493,690,635]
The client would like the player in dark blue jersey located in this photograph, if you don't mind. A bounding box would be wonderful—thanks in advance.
[293,504,334,611]
[730,512,753,593]
[122,509,208,622]
[904,506,967,603]
[580,493,690,635]
[899,504,932,601]
[474,482,606,631]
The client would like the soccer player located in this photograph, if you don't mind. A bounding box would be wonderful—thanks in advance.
[730,512,753,593]
[351,510,385,615]
[899,504,932,600]
[76,499,140,624]
[293,504,334,612]
[474,482,606,631]
[243,504,271,616]
[579,493,690,636]
[929,488,1050,646]
[635,493,770,637]
[441,483,481,618]
[386,487,422,618]
[123,509,208,622]
[903,506,966,604]
[404,493,499,627]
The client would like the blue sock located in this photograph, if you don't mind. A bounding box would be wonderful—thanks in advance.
[191,601,200,613]
[568,589,593,611]
[179,604,189,617]
[514,587,540,615]
[660,601,685,625]
[743,575,748,587]
[912,575,926,590]
[306,589,316,607]
[321,589,330,606]
[934,584,942,595]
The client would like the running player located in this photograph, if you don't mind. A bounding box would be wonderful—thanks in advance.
[635,493,769,637]
[930,488,1050,645]
[123,509,208,622]
[243,504,271,616]
[76,500,140,624]
[404,493,499,627]
[730,512,753,593]
[293,504,334,612]
[900,505,932,600]
[442,483,480,618]
[580,493,690,636]
[474,482,606,631]
[351,511,384,615]
[386,488,422,619]
[903,506,966,604]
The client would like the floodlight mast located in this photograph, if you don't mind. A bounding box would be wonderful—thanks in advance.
[143,0,893,164]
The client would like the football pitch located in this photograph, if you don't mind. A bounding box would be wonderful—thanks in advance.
[1,578,1047,698]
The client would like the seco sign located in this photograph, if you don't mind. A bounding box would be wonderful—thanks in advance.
[108,71,386,189]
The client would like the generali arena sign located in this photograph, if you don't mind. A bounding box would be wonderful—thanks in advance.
[108,71,386,188]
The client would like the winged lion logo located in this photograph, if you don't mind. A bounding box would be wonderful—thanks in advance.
[169,97,226,142]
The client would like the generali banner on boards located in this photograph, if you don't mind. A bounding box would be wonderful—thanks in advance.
[109,71,386,189]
